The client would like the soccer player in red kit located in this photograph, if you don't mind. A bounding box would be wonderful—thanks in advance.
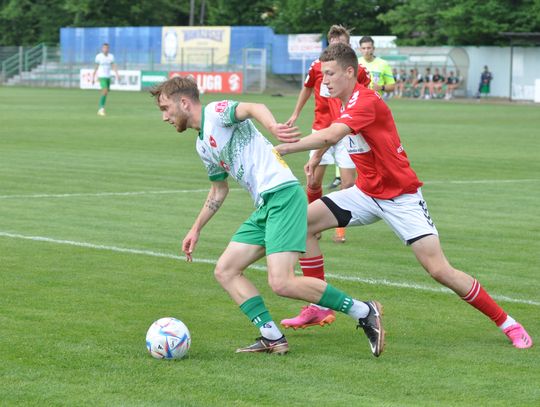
[277,43,532,349]
[281,26,370,330]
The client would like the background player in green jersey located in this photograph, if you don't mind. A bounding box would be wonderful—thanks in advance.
[150,76,385,356]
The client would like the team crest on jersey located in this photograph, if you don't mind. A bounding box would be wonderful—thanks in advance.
[220,160,230,171]
[209,135,217,148]
[215,101,228,113]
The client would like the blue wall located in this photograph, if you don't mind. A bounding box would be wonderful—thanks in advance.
[60,25,322,74]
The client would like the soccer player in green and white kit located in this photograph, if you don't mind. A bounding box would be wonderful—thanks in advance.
[151,76,385,356]
[92,43,119,116]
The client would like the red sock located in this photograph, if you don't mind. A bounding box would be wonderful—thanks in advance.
[461,279,507,326]
[306,186,323,204]
[300,255,325,281]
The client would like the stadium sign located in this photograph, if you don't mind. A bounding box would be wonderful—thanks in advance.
[169,71,243,94]
[141,71,168,88]
[80,69,142,91]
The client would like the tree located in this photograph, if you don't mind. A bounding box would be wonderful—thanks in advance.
[206,0,275,26]
[378,0,540,46]
[268,0,396,36]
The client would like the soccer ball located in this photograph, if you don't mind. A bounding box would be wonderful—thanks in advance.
[146,317,191,360]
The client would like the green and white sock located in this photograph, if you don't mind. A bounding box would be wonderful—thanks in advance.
[239,295,282,340]
[317,284,369,320]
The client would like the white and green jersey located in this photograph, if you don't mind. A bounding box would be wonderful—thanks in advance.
[196,100,298,207]
[95,52,115,78]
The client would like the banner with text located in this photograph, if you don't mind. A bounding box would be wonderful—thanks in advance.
[288,34,323,60]
[162,26,231,65]
[169,72,243,94]
[80,69,142,91]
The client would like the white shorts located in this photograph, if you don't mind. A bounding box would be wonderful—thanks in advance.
[309,129,355,169]
[322,186,438,245]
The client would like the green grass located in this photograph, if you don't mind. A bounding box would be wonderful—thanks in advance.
[1,87,539,406]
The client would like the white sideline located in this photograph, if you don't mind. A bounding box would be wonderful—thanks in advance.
[1,231,538,307]
[0,179,538,199]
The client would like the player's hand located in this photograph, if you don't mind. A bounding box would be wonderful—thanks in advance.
[285,115,297,127]
[304,156,322,183]
[182,229,200,262]
[270,123,301,143]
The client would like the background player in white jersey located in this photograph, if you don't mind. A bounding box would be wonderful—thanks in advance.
[150,76,385,357]
[92,43,119,116]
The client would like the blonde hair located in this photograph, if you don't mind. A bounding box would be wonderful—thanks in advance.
[327,25,352,43]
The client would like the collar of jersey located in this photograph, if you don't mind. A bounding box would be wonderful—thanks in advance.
[198,105,205,140]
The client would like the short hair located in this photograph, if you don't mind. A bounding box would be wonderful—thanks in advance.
[320,43,358,77]
[327,24,351,43]
[150,76,199,102]
[359,36,374,46]
[102,43,109,47]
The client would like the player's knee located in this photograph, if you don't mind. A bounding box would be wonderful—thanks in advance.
[268,275,293,298]
[426,264,453,284]
[214,262,232,286]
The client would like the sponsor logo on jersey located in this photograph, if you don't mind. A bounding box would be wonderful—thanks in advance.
[215,101,228,113]
[209,135,217,148]
[346,134,371,154]
[397,144,404,154]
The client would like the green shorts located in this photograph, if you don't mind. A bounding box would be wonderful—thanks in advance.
[99,78,111,90]
[231,183,307,255]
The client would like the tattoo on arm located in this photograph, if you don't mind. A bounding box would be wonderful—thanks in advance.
[205,197,222,212]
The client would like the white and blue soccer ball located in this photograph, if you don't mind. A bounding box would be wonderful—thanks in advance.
[146,317,191,360]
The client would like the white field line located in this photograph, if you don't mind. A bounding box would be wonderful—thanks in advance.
[0,179,538,199]
[1,231,538,307]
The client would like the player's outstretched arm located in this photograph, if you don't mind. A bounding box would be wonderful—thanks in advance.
[234,102,301,143]
[286,86,313,127]
[182,180,229,262]
[275,123,350,156]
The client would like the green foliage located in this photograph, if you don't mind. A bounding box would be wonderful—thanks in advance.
[378,0,540,45]
[1,0,539,46]
[206,0,275,26]
[268,0,395,36]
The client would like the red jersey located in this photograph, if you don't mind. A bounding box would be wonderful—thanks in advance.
[304,59,370,130]
[332,83,423,199]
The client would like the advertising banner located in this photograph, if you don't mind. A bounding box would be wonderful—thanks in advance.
[169,71,242,94]
[80,69,142,91]
[141,71,168,88]
[288,34,322,60]
[162,26,231,65]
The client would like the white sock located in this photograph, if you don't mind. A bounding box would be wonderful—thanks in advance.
[499,315,517,330]
[310,303,329,311]
[346,299,370,320]
[260,321,283,340]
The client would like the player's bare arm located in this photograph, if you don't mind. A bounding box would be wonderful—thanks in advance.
[276,122,350,156]
[234,102,301,143]
[182,180,229,262]
[286,86,314,126]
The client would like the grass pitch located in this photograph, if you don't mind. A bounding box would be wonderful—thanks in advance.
[1,87,539,406]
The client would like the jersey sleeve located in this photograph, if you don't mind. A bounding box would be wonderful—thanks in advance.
[357,63,371,87]
[211,100,240,127]
[95,54,100,64]
[304,60,317,89]
[382,62,396,85]
[197,144,228,181]
[110,54,115,64]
